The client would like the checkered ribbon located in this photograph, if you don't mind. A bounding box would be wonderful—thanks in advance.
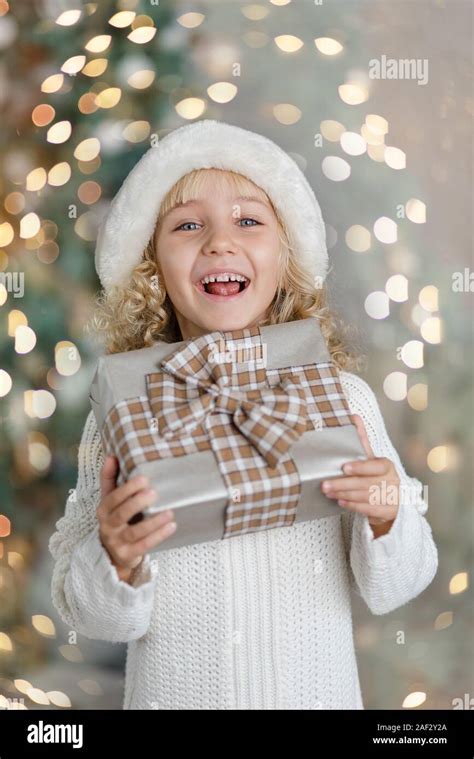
[148,370,308,470]
[145,328,311,535]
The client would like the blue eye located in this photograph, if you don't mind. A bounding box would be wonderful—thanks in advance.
[239,218,260,226]
[176,222,201,231]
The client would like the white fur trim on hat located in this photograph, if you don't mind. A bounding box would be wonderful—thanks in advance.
[94,119,328,292]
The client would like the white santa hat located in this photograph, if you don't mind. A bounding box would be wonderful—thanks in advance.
[94,119,328,292]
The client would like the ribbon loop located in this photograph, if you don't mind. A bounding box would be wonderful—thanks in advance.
[146,338,308,468]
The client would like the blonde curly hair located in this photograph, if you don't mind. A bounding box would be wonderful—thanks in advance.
[86,168,364,372]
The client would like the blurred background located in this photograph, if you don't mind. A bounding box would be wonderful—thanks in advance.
[0,0,472,710]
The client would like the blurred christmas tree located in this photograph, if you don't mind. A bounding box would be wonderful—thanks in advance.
[0,0,187,701]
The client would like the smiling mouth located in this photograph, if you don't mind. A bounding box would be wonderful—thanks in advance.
[195,273,251,300]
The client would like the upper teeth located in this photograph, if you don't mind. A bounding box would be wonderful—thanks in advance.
[200,273,248,284]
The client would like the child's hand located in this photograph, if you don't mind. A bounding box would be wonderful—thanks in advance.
[320,415,400,536]
[97,456,177,578]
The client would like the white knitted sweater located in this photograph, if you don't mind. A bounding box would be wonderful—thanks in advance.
[49,371,438,710]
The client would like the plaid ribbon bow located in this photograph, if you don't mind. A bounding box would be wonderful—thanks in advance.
[146,336,309,470]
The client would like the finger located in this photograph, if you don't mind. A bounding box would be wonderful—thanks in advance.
[108,488,158,528]
[336,499,373,516]
[120,509,175,543]
[328,483,399,508]
[341,457,390,477]
[100,456,119,498]
[351,414,374,458]
[128,519,178,555]
[322,474,382,492]
[102,475,152,515]
[324,489,368,503]
[337,499,396,521]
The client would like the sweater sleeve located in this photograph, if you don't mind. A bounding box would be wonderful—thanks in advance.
[48,409,159,643]
[338,371,438,615]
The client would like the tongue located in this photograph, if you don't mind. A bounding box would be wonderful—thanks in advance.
[206,281,241,296]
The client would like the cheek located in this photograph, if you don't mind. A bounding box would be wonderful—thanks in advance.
[156,243,193,294]
[161,264,192,303]
[257,236,281,282]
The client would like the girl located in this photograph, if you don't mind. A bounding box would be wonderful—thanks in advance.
[49,120,438,710]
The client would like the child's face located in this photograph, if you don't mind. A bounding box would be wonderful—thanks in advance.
[154,172,281,340]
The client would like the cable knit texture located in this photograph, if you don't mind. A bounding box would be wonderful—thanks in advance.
[49,371,438,710]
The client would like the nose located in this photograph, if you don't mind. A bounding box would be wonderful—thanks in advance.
[200,222,238,257]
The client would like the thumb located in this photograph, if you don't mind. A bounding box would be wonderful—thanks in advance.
[100,455,119,497]
[351,414,374,458]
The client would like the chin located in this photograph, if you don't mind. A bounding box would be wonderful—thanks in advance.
[202,316,254,332]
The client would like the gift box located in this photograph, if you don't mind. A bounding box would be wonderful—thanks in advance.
[89,317,367,553]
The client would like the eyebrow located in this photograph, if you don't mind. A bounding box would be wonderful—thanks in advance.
[162,195,270,219]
